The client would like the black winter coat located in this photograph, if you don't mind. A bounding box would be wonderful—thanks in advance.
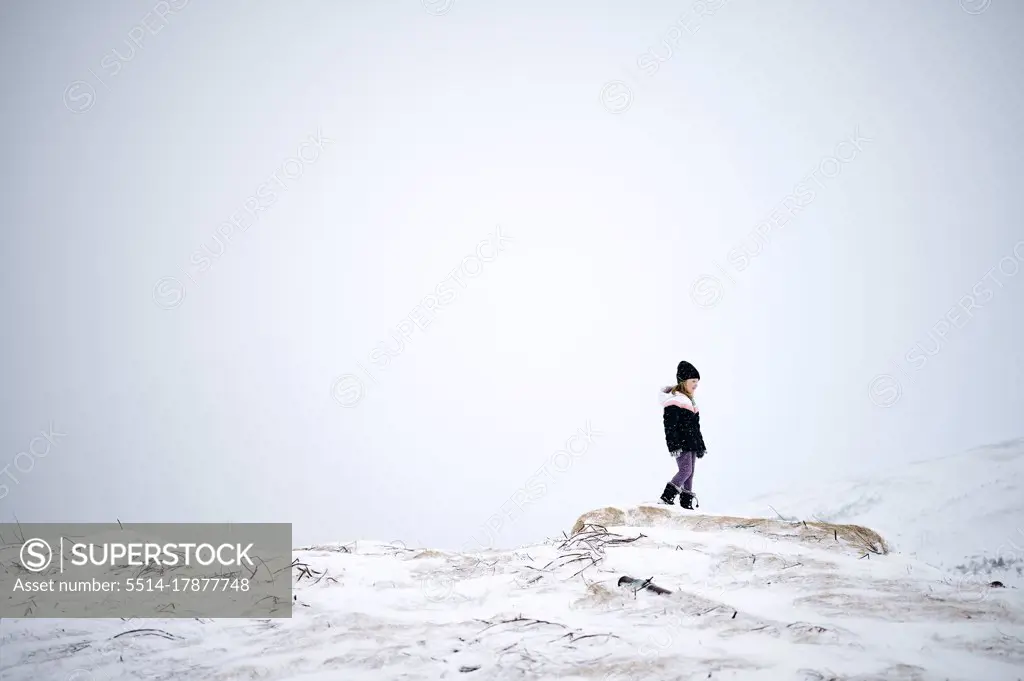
[661,389,706,453]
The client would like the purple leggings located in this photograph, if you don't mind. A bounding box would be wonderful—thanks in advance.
[669,451,696,492]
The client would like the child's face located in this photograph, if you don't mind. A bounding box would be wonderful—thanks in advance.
[684,378,699,393]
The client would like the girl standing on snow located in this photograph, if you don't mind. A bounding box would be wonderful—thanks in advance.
[659,361,706,509]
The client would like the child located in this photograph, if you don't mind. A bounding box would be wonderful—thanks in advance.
[659,361,706,509]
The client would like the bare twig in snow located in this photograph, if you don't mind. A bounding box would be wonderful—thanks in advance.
[112,628,182,641]
[477,617,569,634]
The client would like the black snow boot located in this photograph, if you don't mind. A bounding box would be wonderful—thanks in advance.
[679,490,698,510]
[659,483,678,505]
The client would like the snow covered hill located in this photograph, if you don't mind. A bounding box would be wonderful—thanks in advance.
[3,438,1024,680]
[739,436,1024,590]
[3,505,1024,680]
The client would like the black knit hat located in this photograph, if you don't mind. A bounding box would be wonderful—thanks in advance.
[676,361,700,382]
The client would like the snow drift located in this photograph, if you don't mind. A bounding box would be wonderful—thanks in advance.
[741,435,1024,590]
[2,439,1024,680]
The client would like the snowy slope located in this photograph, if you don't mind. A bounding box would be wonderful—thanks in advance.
[2,506,1024,681]
[739,436,1024,589]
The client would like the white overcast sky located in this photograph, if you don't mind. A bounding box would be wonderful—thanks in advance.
[1,0,1021,552]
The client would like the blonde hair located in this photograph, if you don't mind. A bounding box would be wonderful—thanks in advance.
[661,381,697,406]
